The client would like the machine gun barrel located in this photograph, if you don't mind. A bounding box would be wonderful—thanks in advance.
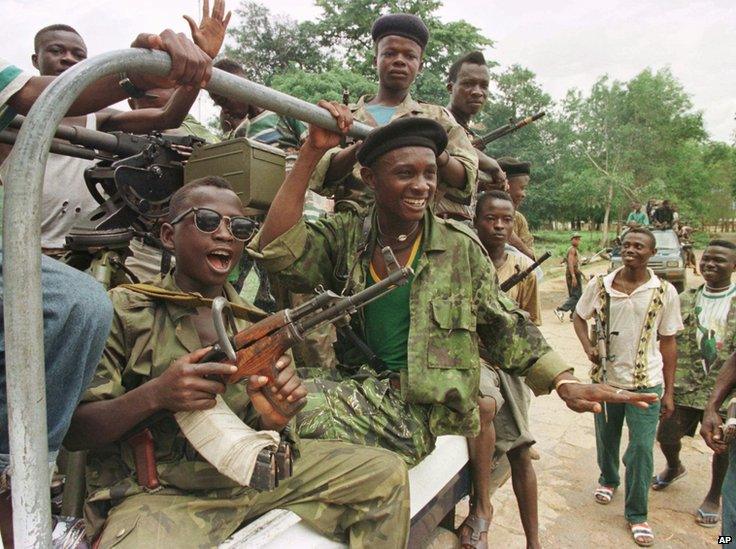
[0,128,99,160]
[477,111,546,149]
[10,115,144,156]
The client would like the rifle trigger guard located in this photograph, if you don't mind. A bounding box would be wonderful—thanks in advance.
[212,297,237,362]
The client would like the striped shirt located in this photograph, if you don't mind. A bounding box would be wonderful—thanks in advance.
[0,58,32,131]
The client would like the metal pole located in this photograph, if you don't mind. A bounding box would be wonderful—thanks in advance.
[2,48,372,547]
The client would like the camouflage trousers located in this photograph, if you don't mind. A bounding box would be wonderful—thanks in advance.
[296,367,436,466]
[93,439,409,549]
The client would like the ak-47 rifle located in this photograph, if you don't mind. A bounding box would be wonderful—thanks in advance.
[591,299,618,421]
[474,111,546,150]
[500,251,551,293]
[721,397,736,444]
[129,247,413,493]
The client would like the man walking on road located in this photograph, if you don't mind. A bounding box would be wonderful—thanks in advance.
[555,233,583,322]
[653,240,736,528]
[572,227,683,547]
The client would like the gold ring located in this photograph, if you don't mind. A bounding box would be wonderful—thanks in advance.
[615,389,624,394]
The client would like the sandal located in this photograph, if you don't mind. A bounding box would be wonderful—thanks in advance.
[651,469,687,491]
[594,485,615,505]
[458,514,491,549]
[630,522,654,547]
[696,507,720,528]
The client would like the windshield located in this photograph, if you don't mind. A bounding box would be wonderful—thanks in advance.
[654,231,679,250]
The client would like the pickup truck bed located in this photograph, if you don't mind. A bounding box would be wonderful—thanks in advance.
[220,435,470,548]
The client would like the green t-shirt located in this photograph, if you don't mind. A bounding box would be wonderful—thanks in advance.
[364,236,422,372]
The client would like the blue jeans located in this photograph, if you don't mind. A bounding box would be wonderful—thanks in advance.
[724,442,736,546]
[0,253,113,473]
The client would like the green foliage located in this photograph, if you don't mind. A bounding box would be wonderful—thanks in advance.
[271,66,377,104]
[223,1,735,229]
[225,1,325,84]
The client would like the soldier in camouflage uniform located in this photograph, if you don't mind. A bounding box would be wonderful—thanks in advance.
[306,13,479,220]
[252,110,661,549]
[66,177,410,548]
[654,240,736,527]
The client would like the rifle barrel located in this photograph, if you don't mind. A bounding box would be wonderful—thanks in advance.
[0,129,100,160]
[11,115,143,156]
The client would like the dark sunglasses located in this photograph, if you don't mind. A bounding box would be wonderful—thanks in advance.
[170,207,257,241]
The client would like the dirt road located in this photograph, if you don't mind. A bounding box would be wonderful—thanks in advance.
[486,263,721,548]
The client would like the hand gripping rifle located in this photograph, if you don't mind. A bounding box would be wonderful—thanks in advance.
[128,247,413,492]
[499,251,551,293]
[474,111,546,151]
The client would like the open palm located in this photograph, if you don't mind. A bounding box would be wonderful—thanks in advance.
[184,0,232,59]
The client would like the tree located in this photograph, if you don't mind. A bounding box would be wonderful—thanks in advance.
[225,1,325,84]
[559,69,708,244]
[271,66,376,104]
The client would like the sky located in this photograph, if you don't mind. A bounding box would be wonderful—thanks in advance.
[3,0,734,141]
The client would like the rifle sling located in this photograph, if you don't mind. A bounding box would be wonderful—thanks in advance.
[117,283,267,322]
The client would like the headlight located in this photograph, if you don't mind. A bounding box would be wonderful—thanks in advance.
[666,260,680,268]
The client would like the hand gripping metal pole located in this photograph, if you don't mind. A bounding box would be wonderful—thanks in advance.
[1,48,373,548]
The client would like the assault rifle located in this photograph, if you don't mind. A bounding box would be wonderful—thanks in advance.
[722,397,736,444]
[129,247,413,493]
[592,305,618,422]
[500,251,551,293]
[474,111,546,150]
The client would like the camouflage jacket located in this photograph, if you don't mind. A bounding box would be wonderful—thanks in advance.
[81,274,269,528]
[674,285,736,410]
[249,209,569,437]
[307,93,478,216]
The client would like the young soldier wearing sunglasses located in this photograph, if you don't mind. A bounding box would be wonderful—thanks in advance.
[66,176,410,548]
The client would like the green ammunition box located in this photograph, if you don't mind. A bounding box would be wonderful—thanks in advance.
[184,138,285,210]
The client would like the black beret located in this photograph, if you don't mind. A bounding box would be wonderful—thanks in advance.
[371,14,429,50]
[357,117,448,166]
[497,156,531,177]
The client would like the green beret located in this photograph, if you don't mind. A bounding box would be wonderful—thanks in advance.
[357,117,448,166]
[371,14,429,50]
[498,156,531,177]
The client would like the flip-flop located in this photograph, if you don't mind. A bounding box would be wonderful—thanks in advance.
[630,522,654,547]
[594,485,615,504]
[458,514,491,549]
[651,470,687,490]
[696,507,720,528]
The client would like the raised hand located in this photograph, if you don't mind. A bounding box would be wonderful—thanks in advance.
[247,355,307,432]
[150,347,235,412]
[184,0,232,59]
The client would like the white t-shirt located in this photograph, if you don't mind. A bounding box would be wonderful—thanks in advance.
[695,283,736,374]
[576,267,684,389]
[0,113,100,250]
